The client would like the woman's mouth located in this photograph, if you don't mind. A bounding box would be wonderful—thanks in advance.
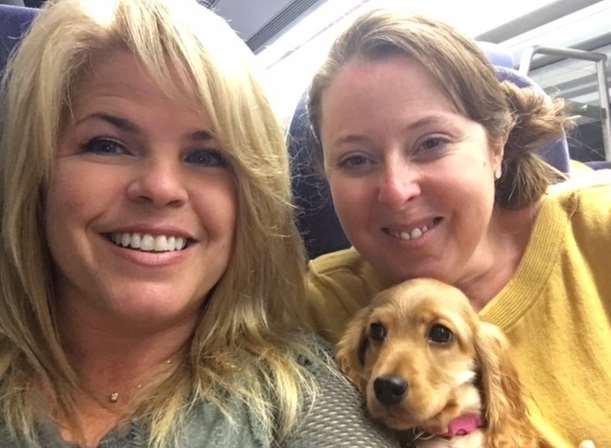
[104,232,193,253]
[383,217,443,241]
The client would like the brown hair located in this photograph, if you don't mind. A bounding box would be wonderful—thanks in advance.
[308,9,569,209]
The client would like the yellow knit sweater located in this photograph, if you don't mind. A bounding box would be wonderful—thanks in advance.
[305,176,611,447]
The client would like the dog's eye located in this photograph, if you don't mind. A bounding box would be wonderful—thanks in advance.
[428,324,453,344]
[369,322,387,342]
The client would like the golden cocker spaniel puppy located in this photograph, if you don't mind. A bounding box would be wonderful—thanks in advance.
[336,278,540,447]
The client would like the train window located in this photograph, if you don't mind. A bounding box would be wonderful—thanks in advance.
[254,0,566,124]
[499,1,611,163]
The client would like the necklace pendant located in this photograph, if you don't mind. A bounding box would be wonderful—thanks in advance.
[109,392,119,403]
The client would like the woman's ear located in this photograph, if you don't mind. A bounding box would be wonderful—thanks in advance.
[475,322,538,447]
[489,134,507,179]
[336,307,371,393]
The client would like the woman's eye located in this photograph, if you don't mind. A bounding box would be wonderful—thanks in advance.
[338,153,373,171]
[184,149,228,167]
[416,137,448,155]
[428,324,454,344]
[81,138,127,156]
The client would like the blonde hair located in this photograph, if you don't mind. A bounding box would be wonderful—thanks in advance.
[0,0,312,445]
[308,10,570,209]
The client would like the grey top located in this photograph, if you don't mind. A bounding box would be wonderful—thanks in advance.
[0,342,401,448]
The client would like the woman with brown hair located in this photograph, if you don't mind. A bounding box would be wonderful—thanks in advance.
[305,9,610,447]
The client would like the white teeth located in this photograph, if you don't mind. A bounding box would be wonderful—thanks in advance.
[108,232,189,252]
[131,233,141,249]
[389,224,431,241]
[154,235,167,252]
[141,234,154,251]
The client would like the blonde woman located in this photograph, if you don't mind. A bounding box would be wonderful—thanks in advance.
[0,1,399,446]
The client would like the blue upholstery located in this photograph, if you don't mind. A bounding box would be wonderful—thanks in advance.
[586,160,611,170]
[288,53,572,260]
[476,41,514,68]
[289,96,350,259]
[0,5,37,74]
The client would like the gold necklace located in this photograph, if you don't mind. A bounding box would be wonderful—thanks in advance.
[107,359,173,404]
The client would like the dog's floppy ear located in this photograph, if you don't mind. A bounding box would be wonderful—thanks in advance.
[336,307,371,392]
[475,322,538,447]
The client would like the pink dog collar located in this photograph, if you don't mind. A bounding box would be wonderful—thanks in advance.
[441,413,482,438]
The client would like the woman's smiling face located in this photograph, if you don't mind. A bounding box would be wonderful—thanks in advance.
[46,51,237,330]
[320,56,503,285]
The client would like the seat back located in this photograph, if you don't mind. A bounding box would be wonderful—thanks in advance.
[288,53,571,259]
[476,41,515,69]
[289,95,350,259]
[0,5,37,75]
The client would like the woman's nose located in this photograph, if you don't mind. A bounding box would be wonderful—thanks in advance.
[377,162,421,209]
[126,159,188,208]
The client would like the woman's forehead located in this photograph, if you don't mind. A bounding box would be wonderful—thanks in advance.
[319,56,463,140]
[69,50,210,124]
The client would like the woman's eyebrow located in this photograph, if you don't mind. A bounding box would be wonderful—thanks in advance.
[332,114,457,146]
[400,114,456,132]
[74,112,140,134]
[333,134,369,147]
[74,113,217,142]
[190,129,215,142]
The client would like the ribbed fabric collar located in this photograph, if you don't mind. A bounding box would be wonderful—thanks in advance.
[479,189,578,330]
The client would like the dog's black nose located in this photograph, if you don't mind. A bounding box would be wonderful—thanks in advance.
[373,375,408,406]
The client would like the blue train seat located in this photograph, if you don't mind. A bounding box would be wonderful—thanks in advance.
[0,5,37,75]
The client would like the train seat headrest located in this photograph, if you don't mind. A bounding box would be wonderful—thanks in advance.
[0,5,37,75]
